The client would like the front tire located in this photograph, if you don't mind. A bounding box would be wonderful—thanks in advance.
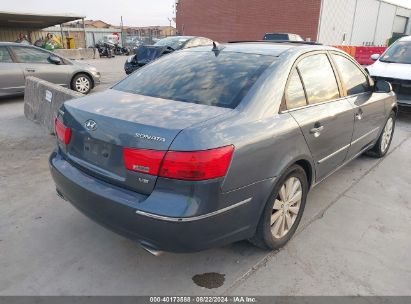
[71,73,92,94]
[250,164,308,250]
[366,111,396,158]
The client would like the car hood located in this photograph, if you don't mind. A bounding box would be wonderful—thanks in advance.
[368,60,411,80]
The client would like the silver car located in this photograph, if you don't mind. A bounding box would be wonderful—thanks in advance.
[0,42,101,96]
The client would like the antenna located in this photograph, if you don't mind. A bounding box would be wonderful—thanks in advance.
[212,41,225,56]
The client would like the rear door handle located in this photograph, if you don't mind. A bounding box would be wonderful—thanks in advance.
[25,68,36,73]
[310,124,324,137]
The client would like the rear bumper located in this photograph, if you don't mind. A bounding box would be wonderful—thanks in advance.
[49,151,266,252]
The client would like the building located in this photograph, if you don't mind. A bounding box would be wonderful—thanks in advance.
[176,0,411,46]
[64,20,112,29]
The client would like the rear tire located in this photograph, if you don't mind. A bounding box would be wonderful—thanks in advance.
[71,73,92,94]
[366,111,396,158]
[249,164,308,250]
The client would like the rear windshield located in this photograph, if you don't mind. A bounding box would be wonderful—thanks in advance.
[113,51,275,109]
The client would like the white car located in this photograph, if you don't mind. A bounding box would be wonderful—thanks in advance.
[367,36,411,107]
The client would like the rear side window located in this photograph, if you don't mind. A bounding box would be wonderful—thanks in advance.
[285,69,307,109]
[11,47,50,64]
[332,54,370,95]
[298,54,340,104]
[114,51,275,109]
[0,46,13,63]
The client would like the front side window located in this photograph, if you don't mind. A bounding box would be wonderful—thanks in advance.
[333,54,370,95]
[0,46,13,63]
[285,69,307,109]
[11,47,50,64]
[114,51,275,109]
[297,54,340,104]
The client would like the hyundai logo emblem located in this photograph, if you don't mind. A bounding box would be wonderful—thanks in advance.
[85,119,97,131]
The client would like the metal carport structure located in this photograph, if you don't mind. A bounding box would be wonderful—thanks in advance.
[0,11,85,47]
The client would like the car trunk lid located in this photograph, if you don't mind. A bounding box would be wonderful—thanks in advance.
[61,89,230,194]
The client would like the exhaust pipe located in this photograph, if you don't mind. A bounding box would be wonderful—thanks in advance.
[140,242,164,257]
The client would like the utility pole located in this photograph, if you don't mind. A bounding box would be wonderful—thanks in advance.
[168,18,172,36]
[82,18,87,48]
[120,16,124,46]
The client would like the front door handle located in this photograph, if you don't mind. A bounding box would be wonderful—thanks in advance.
[25,68,36,73]
[355,108,363,120]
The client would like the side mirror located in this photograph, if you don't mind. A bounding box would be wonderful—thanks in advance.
[374,80,392,93]
[48,55,62,65]
[370,53,380,61]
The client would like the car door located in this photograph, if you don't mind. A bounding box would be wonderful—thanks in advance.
[9,46,71,87]
[0,46,25,96]
[286,52,355,181]
[330,52,386,159]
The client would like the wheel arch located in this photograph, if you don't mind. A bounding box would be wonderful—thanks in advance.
[295,158,314,189]
[392,104,398,116]
[274,155,316,192]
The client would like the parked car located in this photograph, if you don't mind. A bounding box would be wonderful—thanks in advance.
[367,35,411,108]
[263,33,304,41]
[124,36,213,74]
[50,41,396,254]
[0,42,100,95]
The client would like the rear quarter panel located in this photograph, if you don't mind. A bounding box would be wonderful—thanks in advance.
[170,112,313,194]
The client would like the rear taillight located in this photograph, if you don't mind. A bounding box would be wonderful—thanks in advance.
[123,145,234,181]
[159,146,234,181]
[123,148,166,175]
[55,118,71,145]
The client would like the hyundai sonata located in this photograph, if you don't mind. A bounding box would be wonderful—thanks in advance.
[50,42,397,253]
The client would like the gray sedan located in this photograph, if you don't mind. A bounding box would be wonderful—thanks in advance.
[49,42,397,253]
[0,42,100,96]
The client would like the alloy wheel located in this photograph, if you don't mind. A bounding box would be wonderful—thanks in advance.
[380,117,394,153]
[271,176,302,239]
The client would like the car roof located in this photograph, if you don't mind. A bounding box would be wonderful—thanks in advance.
[188,41,334,57]
[399,35,411,42]
[0,41,26,47]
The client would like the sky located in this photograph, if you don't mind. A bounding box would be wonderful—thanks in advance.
[0,0,176,27]
[0,0,410,27]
